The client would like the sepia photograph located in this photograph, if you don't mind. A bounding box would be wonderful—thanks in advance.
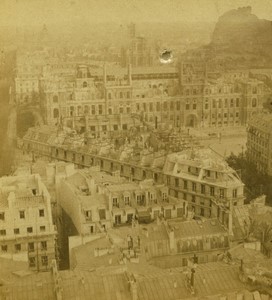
[1,0,272,299]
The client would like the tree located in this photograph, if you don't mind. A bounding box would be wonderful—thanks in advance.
[226,152,272,203]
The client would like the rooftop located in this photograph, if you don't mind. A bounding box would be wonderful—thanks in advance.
[169,218,228,239]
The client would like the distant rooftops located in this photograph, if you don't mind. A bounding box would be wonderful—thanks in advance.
[164,148,231,171]
[248,112,272,133]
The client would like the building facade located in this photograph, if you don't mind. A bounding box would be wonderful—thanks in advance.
[247,113,272,175]
[0,174,57,271]
[14,50,267,130]
[57,168,188,235]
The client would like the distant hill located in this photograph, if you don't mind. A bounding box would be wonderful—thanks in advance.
[209,6,272,67]
[182,7,272,69]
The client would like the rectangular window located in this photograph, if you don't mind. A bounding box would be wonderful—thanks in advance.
[124,196,130,206]
[201,185,205,194]
[112,197,118,207]
[15,244,21,252]
[184,180,188,189]
[98,105,103,115]
[41,256,48,266]
[233,189,237,198]
[210,187,215,196]
[19,210,25,219]
[41,241,47,251]
[28,242,34,252]
[14,228,20,234]
[193,103,196,110]
[219,189,225,198]
[186,103,189,110]
[192,182,196,192]
[27,227,33,233]
[39,209,44,217]
[0,229,6,236]
[85,210,92,221]
[0,212,4,220]
[29,257,36,267]
[192,195,196,203]
[91,105,95,115]
[175,178,179,187]
[136,195,142,205]
[162,192,167,201]
[1,245,7,252]
[40,226,46,232]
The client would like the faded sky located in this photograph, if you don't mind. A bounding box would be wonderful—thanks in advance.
[0,0,272,26]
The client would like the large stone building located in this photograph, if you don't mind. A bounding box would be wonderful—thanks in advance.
[14,49,266,131]
[0,173,57,271]
[246,112,272,175]
[42,62,265,131]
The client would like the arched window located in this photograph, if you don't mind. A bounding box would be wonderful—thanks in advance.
[83,81,87,88]
[53,108,59,118]
[53,95,58,103]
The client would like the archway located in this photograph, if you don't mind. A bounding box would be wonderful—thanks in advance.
[186,114,198,128]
